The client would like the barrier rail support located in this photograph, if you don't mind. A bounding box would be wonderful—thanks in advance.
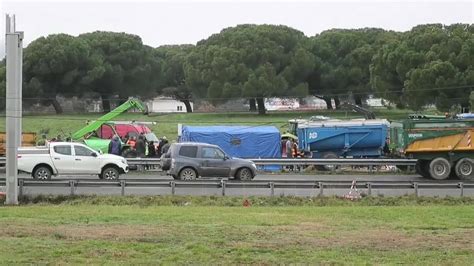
[69,180,76,196]
[170,181,175,195]
[270,182,275,197]
[120,180,126,196]
[18,179,23,198]
[221,179,226,196]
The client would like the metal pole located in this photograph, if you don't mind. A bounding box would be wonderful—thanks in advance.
[5,14,22,205]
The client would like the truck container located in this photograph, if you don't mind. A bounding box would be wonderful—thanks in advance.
[0,132,37,156]
[297,119,390,159]
[390,118,474,180]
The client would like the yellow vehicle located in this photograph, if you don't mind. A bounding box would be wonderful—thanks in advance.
[391,117,474,180]
[0,132,37,156]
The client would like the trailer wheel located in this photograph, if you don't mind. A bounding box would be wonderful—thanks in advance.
[455,158,474,180]
[415,160,431,179]
[322,152,339,171]
[429,158,451,180]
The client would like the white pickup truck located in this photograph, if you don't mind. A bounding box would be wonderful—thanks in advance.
[18,142,129,180]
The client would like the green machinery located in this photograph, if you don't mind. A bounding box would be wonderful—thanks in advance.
[72,98,148,154]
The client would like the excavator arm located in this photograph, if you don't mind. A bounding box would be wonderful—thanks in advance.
[72,98,147,140]
[339,102,376,120]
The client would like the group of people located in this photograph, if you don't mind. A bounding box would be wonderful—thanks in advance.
[108,133,171,158]
[283,138,303,171]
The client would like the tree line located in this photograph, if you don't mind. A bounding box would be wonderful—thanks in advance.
[0,23,472,114]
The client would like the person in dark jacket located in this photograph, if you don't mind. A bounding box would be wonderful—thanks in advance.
[161,140,171,155]
[135,135,146,158]
[108,135,122,155]
[147,141,156,158]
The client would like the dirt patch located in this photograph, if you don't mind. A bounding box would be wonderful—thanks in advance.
[0,223,170,241]
[232,223,474,251]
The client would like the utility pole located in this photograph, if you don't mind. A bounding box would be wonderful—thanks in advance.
[5,14,23,205]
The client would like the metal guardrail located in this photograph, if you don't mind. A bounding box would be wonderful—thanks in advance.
[125,158,417,166]
[4,178,472,198]
[0,157,417,166]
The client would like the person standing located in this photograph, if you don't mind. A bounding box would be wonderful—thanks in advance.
[135,135,146,158]
[161,139,171,154]
[147,141,156,158]
[108,135,122,155]
[285,138,293,171]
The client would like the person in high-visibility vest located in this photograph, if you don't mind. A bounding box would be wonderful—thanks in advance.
[292,142,299,171]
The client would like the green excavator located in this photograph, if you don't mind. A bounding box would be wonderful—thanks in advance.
[72,98,158,155]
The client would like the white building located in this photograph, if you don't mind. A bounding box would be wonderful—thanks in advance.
[146,97,193,113]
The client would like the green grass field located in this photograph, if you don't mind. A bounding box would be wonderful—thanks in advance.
[0,109,420,141]
[1,196,473,264]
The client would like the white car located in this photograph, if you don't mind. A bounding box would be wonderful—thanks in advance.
[18,142,129,180]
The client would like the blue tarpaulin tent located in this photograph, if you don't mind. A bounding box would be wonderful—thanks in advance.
[180,125,281,160]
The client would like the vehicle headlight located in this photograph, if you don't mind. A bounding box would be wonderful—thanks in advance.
[251,162,257,169]
[121,159,127,164]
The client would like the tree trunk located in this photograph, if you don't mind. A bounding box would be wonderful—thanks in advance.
[249,98,257,112]
[324,97,333,110]
[101,95,111,113]
[51,99,63,114]
[256,97,266,115]
[182,99,193,113]
[355,96,363,106]
[334,97,341,109]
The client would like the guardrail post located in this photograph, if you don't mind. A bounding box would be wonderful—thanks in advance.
[69,180,76,196]
[269,182,274,197]
[459,182,464,197]
[18,179,23,198]
[170,181,175,195]
[120,180,125,196]
[413,182,418,197]
[367,182,372,196]
[318,182,323,197]
[221,179,226,196]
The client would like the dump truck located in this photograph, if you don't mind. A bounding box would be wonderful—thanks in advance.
[390,118,474,180]
[296,119,390,159]
[0,132,37,156]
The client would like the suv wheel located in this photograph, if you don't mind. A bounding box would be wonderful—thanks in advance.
[179,167,197,180]
[236,167,253,181]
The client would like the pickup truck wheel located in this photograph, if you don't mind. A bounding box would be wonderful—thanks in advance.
[429,158,451,180]
[101,166,119,180]
[33,166,52,180]
[455,158,474,180]
[179,167,197,180]
[236,167,253,181]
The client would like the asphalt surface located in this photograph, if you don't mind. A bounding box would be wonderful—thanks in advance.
[2,172,472,197]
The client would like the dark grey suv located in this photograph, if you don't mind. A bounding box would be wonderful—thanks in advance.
[161,143,257,180]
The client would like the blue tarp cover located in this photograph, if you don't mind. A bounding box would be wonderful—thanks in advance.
[180,125,281,159]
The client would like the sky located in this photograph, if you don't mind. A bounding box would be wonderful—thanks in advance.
[1,0,473,56]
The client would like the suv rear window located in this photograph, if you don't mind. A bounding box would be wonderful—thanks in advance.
[178,146,197,158]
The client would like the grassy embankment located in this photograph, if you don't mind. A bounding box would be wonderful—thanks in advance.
[0,109,418,141]
[0,195,473,264]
